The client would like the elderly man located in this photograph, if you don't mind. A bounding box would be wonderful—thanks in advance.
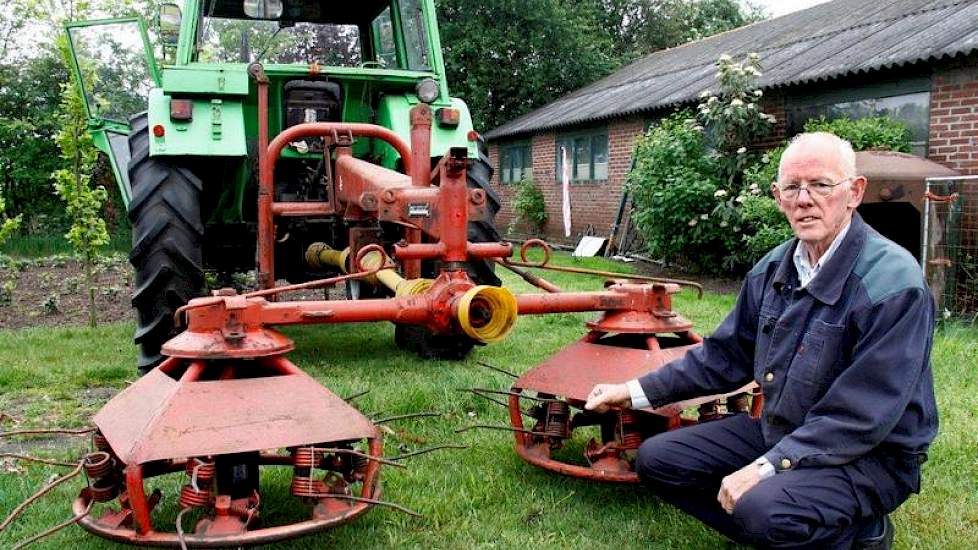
[585,132,937,549]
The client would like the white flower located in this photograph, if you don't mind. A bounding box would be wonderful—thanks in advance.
[943,308,952,320]
[761,154,770,163]
[700,213,709,220]
[699,90,711,98]
[719,54,733,62]
[749,183,759,191]
[693,125,704,131]
[730,98,744,107]
[737,146,747,154]
[714,189,728,198]
[754,89,763,97]
[688,218,698,227]
[747,103,756,110]
[736,195,746,203]
[720,221,728,228]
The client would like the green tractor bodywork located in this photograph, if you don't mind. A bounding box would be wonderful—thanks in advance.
[66,0,478,217]
[65,0,497,372]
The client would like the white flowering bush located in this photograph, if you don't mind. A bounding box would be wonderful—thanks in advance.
[629,53,784,274]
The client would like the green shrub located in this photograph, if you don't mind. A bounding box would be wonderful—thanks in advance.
[739,194,793,262]
[629,114,737,272]
[803,116,912,153]
[510,178,548,231]
[628,53,776,274]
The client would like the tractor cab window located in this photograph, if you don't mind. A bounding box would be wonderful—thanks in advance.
[398,0,430,70]
[371,7,397,69]
[196,1,363,66]
[195,1,432,71]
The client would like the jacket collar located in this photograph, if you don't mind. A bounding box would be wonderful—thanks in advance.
[772,212,867,305]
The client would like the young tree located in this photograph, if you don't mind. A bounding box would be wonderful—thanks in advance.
[52,33,109,327]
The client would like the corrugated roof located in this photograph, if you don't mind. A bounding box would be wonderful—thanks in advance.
[486,0,978,140]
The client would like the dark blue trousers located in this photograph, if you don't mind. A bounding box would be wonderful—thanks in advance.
[636,414,920,549]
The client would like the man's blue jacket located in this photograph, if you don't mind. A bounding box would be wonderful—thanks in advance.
[637,213,938,476]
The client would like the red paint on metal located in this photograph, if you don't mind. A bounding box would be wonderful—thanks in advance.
[255,65,274,290]
[125,464,151,535]
[257,120,413,291]
[94,364,376,465]
[271,202,333,217]
[73,448,383,546]
[513,337,697,402]
[405,104,432,278]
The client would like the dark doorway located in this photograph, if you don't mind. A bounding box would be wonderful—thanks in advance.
[857,202,921,260]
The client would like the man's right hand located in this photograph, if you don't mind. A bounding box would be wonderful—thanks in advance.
[584,383,631,412]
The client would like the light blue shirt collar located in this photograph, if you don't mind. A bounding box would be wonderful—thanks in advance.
[793,219,852,289]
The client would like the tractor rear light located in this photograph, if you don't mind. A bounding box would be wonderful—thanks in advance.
[152,124,165,138]
[436,108,460,128]
[170,99,193,121]
[415,78,440,103]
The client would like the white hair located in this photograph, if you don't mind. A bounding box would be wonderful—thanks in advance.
[777,132,857,181]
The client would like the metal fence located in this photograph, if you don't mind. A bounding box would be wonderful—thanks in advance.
[923,176,978,320]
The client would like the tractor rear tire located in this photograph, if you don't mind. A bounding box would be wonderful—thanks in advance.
[394,153,502,360]
[127,113,205,375]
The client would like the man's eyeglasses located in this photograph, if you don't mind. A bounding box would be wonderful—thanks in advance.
[775,177,851,199]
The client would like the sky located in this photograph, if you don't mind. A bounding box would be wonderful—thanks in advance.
[747,0,835,19]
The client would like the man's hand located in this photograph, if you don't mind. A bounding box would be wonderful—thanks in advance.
[718,462,762,514]
[584,383,631,413]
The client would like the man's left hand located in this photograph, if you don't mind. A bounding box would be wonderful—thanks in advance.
[718,462,762,514]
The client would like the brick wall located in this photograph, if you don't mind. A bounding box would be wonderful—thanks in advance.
[928,65,978,175]
[490,117,645,244]
[754,90,787,150]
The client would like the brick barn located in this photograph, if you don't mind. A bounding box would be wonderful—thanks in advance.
[484,0,978,247]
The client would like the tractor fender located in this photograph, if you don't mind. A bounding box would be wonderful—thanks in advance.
[147,88,248,157]
[374,95,477,170]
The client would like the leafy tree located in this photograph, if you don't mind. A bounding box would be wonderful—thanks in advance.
[437,0,763,131]
[437,0,617,131]
[578,0,764,62]
[51,14,111,326]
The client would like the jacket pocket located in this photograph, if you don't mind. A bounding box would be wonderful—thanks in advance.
[785,319,845,385]
[753,307,780,381]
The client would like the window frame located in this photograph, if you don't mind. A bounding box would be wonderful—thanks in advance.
[498,141,532,184]
[785,77,931,156]
[554,129,609,184]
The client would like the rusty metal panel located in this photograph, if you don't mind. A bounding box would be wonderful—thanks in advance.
[514,339,693,401]
[96,372,376,464]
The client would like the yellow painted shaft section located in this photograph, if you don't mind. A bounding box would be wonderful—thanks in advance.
[305,243,349,272]
[457,285,518,343]
[361,250,433,297]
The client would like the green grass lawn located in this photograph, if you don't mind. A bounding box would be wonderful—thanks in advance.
[0,254,974,549]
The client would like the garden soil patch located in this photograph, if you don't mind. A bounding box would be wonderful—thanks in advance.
[0,255,133,330]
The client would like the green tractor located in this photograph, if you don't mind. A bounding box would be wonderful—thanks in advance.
[66,0,500,373]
